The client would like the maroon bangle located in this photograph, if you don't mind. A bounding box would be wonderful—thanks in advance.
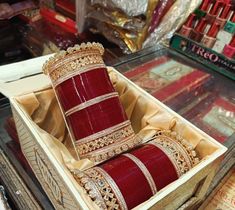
[74,130,199,210]
[43,43,140,163]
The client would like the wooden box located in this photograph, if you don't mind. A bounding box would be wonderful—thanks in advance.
[1,56,227,210]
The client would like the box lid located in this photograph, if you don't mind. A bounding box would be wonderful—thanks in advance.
[0,55,52,98]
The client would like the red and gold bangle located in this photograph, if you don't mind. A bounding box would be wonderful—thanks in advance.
[43,43,139,163]
[73,130,199,210]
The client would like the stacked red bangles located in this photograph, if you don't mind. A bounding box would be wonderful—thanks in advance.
[43,43,140,163]
[74,130,199,210]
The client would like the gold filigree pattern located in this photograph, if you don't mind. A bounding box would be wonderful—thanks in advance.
[76,123,135,155]
[73,169,107,209]
[83,134,142,163]
[149,130,199,176]
[76,121,132,145]
[42,42,105,83]
[43,42,104,73]
[73,167,128,210]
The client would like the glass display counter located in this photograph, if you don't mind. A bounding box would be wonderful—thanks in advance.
[114,47,235,145]
[0,46,234,209]
[114,47,235,199]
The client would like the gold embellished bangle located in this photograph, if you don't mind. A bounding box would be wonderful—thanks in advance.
[43,42,104,74]
[95,168,128,210]
[73,169,107,209]
[73,130,200,210]
[43,42,141,164]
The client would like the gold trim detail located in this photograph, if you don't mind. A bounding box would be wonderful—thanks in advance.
[65,92,119,116]
[123,153,157,195]
[76,121,131,145]
[43,42,104,74]
[149,142,182,177]
[73,169,107,209]
[42,42,105,83]
[73,167,128,210]
[76,121,141,163]
[87,134,141,163]
[149,130,199,176]
[95,168,128,210]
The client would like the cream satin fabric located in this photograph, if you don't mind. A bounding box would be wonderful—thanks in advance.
[16,68,218,170]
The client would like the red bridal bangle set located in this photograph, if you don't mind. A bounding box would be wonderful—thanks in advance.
[73,130,199,210]
[43,42,199,209]
[43,43,140,163]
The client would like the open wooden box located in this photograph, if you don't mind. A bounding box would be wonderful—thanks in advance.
[1,56,227,210]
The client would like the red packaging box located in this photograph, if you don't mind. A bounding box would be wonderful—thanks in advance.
[183,95,235,143]
[124,56,212,111]
[40,8,77,34]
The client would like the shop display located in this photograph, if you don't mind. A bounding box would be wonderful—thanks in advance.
[78,0,201,53]
[40,8,77,34]
[116,47,235,145]
[18,8,41,23]
[143,0,201,48]
[20,23,59,57]
[0,0,126,63]
[114,46,235,198]
[0,0,235,208]
[0,0,37,20]
[55,0,76,20]
[171,0,235,80]
[21,17,79,57]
